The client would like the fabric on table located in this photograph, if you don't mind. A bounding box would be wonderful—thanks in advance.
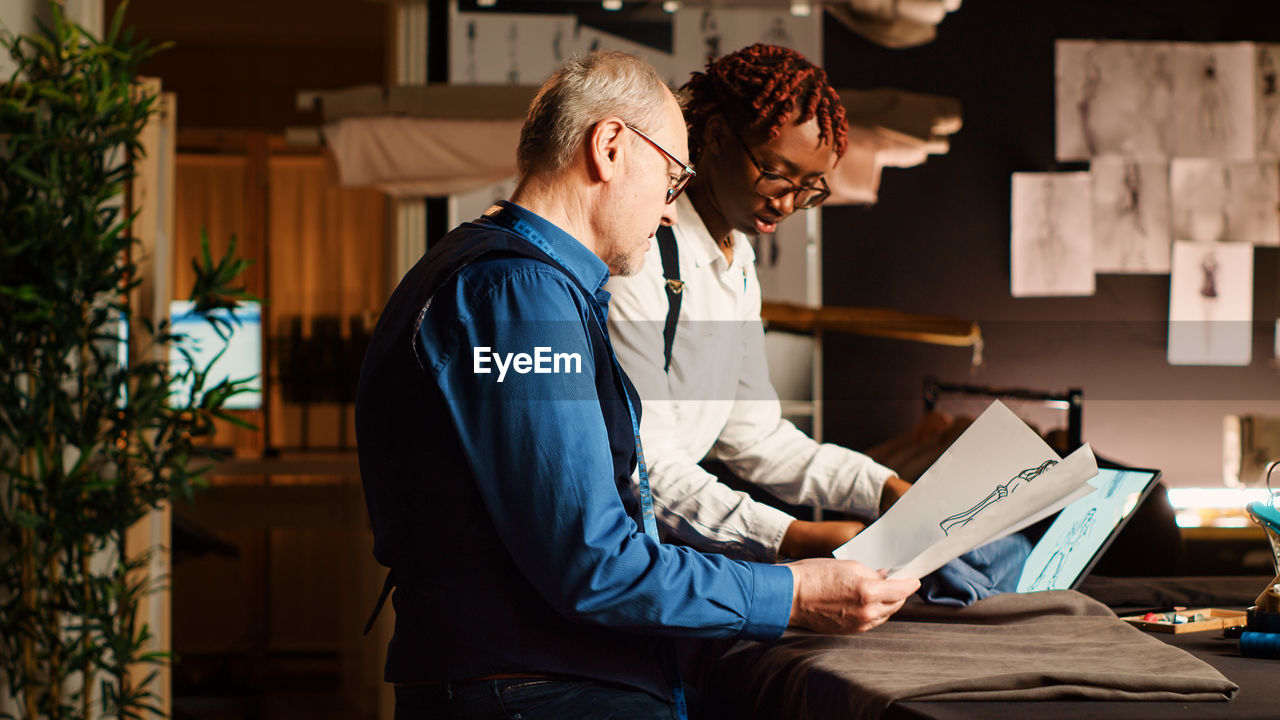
[709,590,1238,720]
[918,533,1032,607]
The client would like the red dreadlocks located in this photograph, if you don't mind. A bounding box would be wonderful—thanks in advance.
[681,43,848,164]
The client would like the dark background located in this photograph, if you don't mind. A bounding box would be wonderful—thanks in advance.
[820,0,1280,484]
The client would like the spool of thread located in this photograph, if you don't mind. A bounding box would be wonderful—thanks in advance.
[1239,631,1280,659]
[1247,606,1280,634]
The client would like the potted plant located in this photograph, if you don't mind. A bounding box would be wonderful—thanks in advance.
[1,4,255,718]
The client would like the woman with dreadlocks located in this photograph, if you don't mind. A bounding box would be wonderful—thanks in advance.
[606,44,913,564]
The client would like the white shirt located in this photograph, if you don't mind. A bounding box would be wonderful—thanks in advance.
[605,194,896,562]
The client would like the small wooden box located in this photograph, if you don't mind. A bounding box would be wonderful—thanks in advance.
[1121,608,1248,634]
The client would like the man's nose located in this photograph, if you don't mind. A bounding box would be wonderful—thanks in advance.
[661,201,678,227]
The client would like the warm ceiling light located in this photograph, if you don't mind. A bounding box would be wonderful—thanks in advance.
[602,0,622,10]
[477,0,496,6]
[789,0,812,17]
[662,0,680,12]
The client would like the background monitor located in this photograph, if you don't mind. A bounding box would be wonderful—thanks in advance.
[168,300,262,410]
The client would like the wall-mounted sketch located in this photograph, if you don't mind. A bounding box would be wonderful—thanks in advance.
[674,8,820,70]
[939,459,1058,535]
[1026,507,1096,591]
[1171,42,1255,160]
[448,11,578,85]
[1055,41,1174,161]
[1011,172,1095,297]
[1167,240,1253,366]
[1257,44,1280,159]
[1171,158,1280,245]
[1091,158,1172,273]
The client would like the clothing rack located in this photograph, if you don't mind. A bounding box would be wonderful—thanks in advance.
[923,376,1083,452]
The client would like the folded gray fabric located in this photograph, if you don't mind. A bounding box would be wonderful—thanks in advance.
[711,590,1238,719]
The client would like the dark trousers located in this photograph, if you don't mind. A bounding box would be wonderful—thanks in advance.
[395,677,679,720]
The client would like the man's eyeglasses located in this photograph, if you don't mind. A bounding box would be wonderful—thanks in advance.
[626,123,696,205]
[730,127,831,210]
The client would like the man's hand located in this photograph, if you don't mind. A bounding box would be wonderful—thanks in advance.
[786,558,919,635]
[779,520,866,559]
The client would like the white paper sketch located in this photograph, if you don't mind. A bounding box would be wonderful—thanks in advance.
[1011,172,1095,297]
[1171,158,1280,245]
[938,459,1058,535]
[1257,44,1280,159]
[1056,41,1175,161]
[835,401,1099,580]
[449,11,578,85]
[1172,42,1256,160]
[673,8,821,72]
[1167,240,1254,366]
[1091,158,1173,273]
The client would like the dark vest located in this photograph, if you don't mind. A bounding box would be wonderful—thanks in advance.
[354,216,669,699]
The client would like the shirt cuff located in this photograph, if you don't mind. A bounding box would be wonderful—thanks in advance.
[754,503,796,561]
[740,562,793,640]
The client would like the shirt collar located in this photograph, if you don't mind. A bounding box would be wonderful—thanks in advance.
[488,200,611,293]
[675,194,757,271]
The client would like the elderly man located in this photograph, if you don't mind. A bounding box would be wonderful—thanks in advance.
[356,51,919,719]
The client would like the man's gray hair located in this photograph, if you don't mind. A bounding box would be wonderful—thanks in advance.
[517,51,671,178]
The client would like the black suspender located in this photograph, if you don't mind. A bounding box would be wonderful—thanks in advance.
[656,225,682,373]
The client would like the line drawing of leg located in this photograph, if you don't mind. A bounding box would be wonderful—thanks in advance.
[939,460,1059,535]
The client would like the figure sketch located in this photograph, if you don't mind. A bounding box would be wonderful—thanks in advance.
[1200,251,1219,299]
[700,10,721,65]
[1012,172,1094,297]
[762,16,792,47]
[1076,46,1104,157]
[1057,41,1177,160]
[1167,240,1253,366]
[939,459,1059,536]
[1257,46,1280,157]
[1028,508,1097,591]
[1092,158,1171,274]
[1172,43,1255,159]
[466,21,477,83]
[507,23,519,84]
[1198,54,1231,155]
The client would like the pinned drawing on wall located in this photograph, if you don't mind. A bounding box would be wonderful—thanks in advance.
[1167,240,1253,366]
[1171,42,1256,160]
[673,8,821,69]
[1171,159,1280,246]
[1257,44,1280,158]
[1055,40,1175,161]
[1011,172,1095,297]
[1091,158,1172,273]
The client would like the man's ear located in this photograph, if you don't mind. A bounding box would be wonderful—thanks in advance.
[586,117,628,183]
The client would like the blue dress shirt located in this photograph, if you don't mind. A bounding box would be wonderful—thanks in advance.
[356,201,792,700]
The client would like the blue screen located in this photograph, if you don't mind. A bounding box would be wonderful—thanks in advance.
[168,300,262,410]
[1017,468,1159,592]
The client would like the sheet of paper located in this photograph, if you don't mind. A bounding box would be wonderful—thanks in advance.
[889,446,1099,579]
[834,401,1099,578]
[1010,172,1095,297]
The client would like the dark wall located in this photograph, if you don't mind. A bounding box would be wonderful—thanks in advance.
[821,0,1280,485]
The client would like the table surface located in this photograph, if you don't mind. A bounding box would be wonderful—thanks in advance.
[887,577,1280,720]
